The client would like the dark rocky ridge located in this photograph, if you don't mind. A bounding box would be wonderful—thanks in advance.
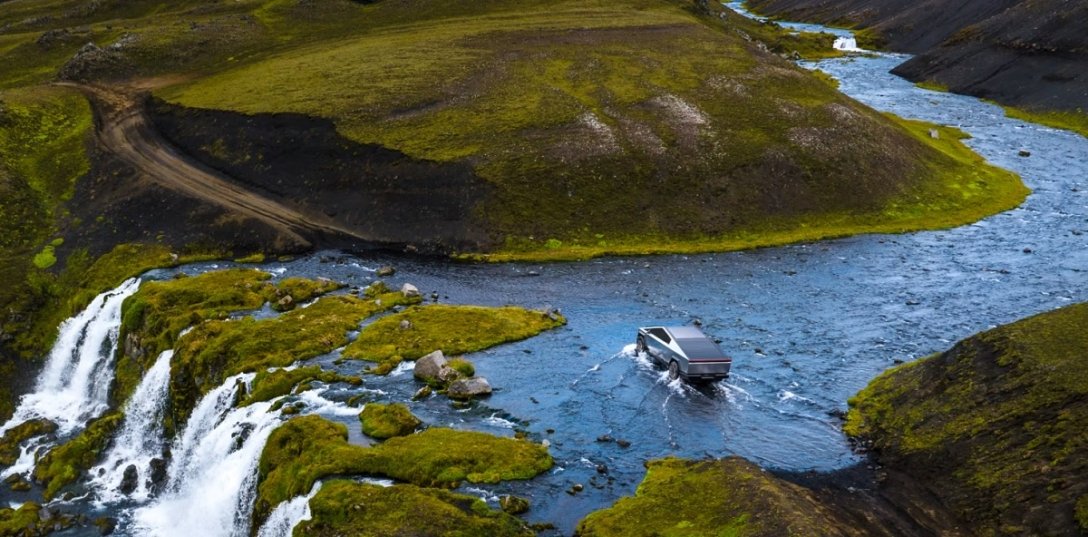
[746,0,1088,113]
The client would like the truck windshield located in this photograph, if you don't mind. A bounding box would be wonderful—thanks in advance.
[677,338,724,359]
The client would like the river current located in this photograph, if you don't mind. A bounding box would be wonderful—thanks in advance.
[2,4,1086,535]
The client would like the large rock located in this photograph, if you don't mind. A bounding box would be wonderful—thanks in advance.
[447,377,492,400]
[413,350,447,381]
[400,283,421,298]
[119,465,138,495]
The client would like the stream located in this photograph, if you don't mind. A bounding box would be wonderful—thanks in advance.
[2,3,1086,536]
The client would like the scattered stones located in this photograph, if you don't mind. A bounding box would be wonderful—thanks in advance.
[119,465,138,495]
[36,28,74,48]
[376,266,396,277]
[567,483,584,495]
[500,495,530,515]
[544,307,562,322]
[277,294,294,309]
[400,283,420,298]
[447,377,493,400]
[58,41,131,81]
[412,386,433,400]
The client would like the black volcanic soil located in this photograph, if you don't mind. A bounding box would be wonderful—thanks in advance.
[148,100,495,254]
[746,0,1088,113]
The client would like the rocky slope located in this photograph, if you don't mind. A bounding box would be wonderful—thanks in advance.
[746,0,1088,126]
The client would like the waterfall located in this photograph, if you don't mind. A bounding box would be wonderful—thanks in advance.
[833,36,861,51]
[128,373,284,537]
[1,278,139,436]
[256,481,322,537]
[89,349,174,504]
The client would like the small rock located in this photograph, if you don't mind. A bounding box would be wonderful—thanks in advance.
[447,377,493,400]
[430,292,439,302]
[414,350,448,382]
[571,483,584,493]
[892,358,905,364]
[119,464,138,495]
[399,319,412,330]
[1023,248,1033,254]
[541,439,551,448]
[1018,150,1031,157]
[545,428,554,434]
[95,517,117,536]
[376,266,396,277]
[616,439,631,448]
[412,386,433,401]
[500,495,530,515]
[277,295,294,309]
[905,300,921,306]
[148,457,169,493]
[526,270,541,277]
[39,507,54,522]
[400,283,420,298]
[928,128,940,139]
[530,397,540,404]
[596,434,614,443]
[596,464,608,474]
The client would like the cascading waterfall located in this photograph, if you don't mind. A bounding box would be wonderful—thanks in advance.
[0,278,140,436]
[833,36,861,51]
[89,349,174,504]
[128,373,284,537]
[256,481,323,537]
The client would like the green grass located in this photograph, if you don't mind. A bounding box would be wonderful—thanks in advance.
[576,457,843,536]
[1002,105,1088,139]
[845,303,1088,535]
[359,403,422,440]
[169,291,420,426]
[297,480,532,537]
[32,411,123,499]
[915,80,950,93]
[254,415,551,529]
[242,366,360,407]
[342,305,566,373]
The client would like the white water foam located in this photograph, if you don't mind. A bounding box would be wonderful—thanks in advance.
[1,278,140,436]
[256,481,322,537]
[90,349,174,504]
[128,373,282,537]
[833,36,862,51]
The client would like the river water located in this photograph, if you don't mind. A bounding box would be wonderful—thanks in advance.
[2,4,1086,536]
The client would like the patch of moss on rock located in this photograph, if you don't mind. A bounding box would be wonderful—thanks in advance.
[0,502,42,536]
[845,303,1088,536]
[359,403,421,440]
[170,291,418,427]
[576,457,862,536]
[342,305,565,373]
[297,480,532,537]
[447,357,475,378]
[255,415,551,530]
[241,365,360,407]
[1077,495,1088,532]
[32,411,122,500]
[0,418,56,466]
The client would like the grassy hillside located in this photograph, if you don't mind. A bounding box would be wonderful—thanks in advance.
[846,303,1088,536]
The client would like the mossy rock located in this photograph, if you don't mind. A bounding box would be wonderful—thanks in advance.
[242,366,360,407]
[0,418,57,466]
[169,291,419,427]
[255,415,552,531]
[845,302,1088,536]
[32,411,123,499]
[343,305,565,372]
[577,457,862,537]
[447,357,475,378]
[359,403,421,439]
[296,480,532,537]
[0,502,42,536]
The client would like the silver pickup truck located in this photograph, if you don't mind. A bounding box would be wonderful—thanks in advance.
[636,326,732,382]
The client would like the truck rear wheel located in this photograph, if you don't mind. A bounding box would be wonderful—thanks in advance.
[668,361,680,381]
[636,336,646,356]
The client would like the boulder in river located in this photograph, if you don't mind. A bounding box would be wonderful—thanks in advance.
[400,283,421,298]
[447,377,493,400]
[119,465,138,495]
[499,495,530,514]
[414,350,448,381]
[376,266,396,277]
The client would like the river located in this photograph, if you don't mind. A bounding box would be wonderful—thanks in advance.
[2,3,1086,536]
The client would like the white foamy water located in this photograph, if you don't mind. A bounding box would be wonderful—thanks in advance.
[90,349,174,504]
[833,36,862,51]
[256,481,322,537]
[129,373,282,537]
[1,278,140,436]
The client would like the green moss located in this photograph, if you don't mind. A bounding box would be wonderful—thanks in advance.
[32,244,57,269]
[297,480,532,537]
[447,357,476,378]
[270,277,342,312]
[853,28,887,50]
[0,419,57,466]
[32,411,123,499]
[359,403,421,439]
[1001,105,1088,139]
[234,252,266,263]
[1076,495,1088,531]
[0,502,42,536]
[915,80,950,93]
[576,457,845,536]
[170,291,418,425]
[255,415,551,529]
[845,303,1088,535]
[242,366,360,407]
[343,305,565,372]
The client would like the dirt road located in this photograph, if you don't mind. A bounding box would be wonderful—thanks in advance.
[61,81,375,250]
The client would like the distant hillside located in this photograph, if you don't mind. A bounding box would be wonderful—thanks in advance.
[747,0,1088,129]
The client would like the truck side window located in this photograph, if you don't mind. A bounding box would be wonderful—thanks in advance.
[649,328,671,344]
